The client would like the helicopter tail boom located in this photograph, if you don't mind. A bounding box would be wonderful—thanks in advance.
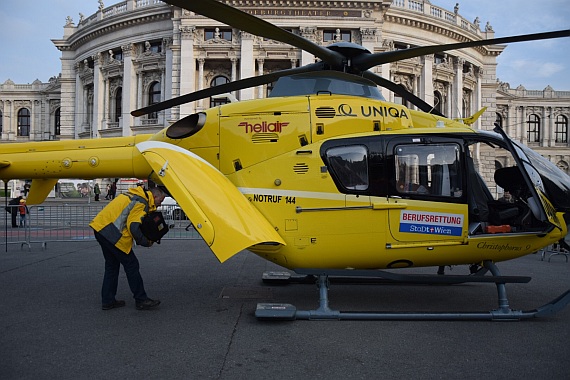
[0,136,155,204]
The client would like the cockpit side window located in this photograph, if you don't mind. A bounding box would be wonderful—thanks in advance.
[325,145,369,191]
[394,143,462,199]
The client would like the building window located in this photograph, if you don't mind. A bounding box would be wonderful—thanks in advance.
[148,82,161,119]
[210,76,230,107]
[495,113,503,128]
[323,29,351,42]
[54,108,60,136]
[527,114,540,143]
[111,49,123,61]
[555,115,568,143]
[115,87,122,123]
[0,111,3,134]
[147,41,162,53]
[205,28,232,41]
[17,108,30,137]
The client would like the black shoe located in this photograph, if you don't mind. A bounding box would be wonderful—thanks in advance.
[136,298,161,310]
[102,300,126,310]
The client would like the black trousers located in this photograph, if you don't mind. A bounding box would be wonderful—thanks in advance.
[94,231,149,305]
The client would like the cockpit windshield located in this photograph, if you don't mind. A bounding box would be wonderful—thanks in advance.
[268,72,385,100]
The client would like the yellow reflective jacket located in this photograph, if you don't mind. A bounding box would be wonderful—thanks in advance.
[90,186,157,254]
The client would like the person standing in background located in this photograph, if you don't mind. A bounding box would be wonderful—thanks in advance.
[18,198,28,227]
[94,183,101,201]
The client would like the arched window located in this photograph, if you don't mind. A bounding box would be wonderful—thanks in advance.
[148,82,161,119]
[527,114,540,143]
[17,108,30,137]
[54,108,61,136]
[115,87,122,123]
[495,113,503,128]
[210,76,230,107]
[555,115,568,143]
[434,91,443,115]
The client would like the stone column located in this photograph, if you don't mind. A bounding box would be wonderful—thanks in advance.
[102,77,109,129]
[474,67,482,129]
[240,32,255,100]
[74,67,82,139]
[30,100,36,140]
[92,52,104,138]
[257,58,264,99]
[7,101,15,141]
[180,26,195,118]
[197,58,205,109]
[231,57,238,98]
[548,107,555,147]
[520,106,527,144]
[121,43,136,136]
[57,21,77,140]
[453,57,464,119]
[135,74,143,127]
[507,104,515,139]
[164,37,173,121]
[420,55,434,109]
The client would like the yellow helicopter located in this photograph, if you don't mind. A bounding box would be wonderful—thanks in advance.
[2,0,570,320]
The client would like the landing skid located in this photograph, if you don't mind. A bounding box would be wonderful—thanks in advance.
[256,261,570,321]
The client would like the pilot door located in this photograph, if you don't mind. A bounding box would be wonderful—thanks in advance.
[386,137,468,245]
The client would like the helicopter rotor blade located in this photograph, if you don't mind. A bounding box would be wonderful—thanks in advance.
[131,63,324,117]
[165,0,345,67]
[362,71,445,117]
[354,29,570,71]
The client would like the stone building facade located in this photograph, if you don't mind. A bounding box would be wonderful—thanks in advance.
[1,0,569,177]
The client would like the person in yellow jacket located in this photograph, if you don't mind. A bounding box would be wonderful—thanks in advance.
[90,185,166,310]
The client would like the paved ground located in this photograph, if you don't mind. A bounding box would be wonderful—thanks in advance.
[1,238,569,379]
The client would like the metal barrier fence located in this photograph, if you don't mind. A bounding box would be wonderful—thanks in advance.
[1,203,201,250]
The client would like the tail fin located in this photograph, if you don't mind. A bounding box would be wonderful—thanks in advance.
[26,179,58,205]
[455,107,487,126]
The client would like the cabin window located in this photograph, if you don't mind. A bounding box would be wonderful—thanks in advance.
[326,145,369,191]
[394,143,462,198]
